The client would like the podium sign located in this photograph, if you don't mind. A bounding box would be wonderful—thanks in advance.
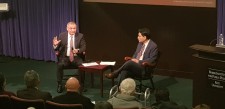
[191,44,225,109]
[208,68,225,90]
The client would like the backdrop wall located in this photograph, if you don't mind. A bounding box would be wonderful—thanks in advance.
[79,2,217,78]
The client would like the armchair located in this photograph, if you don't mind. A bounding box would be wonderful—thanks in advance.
[124,51,161,92]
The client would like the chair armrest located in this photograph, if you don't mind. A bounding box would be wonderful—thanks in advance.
[124,56,132,61]
[142,62,156,68]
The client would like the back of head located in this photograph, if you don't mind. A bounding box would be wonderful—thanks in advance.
[0,72,6,91]
[193,104,210,109]
[138,28,151,39]
[119,78,136,95]
[155,88,170,102]
[65,77,80,92]
[24,70,40,88]
[95,101,113,109]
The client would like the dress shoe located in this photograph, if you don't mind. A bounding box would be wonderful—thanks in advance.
[105,73,118,79]
[57,84,63,93]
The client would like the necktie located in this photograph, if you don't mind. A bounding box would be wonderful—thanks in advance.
[136,44,145,60]
[69,36,74,62]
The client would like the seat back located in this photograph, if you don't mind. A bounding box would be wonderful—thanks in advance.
[0,95,12,109]
[45,101,83,109]
[10,96,45,109]
[114,107,139,109]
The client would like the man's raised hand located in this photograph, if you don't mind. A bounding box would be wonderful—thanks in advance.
[53,36,61,46]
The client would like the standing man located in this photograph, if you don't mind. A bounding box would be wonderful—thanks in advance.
[105,28,158,85]
[53,21,86,93]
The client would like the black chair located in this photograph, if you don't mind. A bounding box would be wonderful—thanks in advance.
[10,96,45,109]
[45,101,83,109]
[55,51,86,82]
[0,95,12,109]
[125,51,161,92]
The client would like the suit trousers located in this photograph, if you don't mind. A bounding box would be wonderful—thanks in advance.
[116,60,144,85]
[57,56,83,84]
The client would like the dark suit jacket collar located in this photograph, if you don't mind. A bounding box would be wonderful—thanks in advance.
[66,91,79,95]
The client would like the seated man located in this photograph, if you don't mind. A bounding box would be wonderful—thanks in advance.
[17,70,52,101]
[105,28,158,85]
[53,21,86,93]
[0,72,16,96]
[107,78,142,109]
[53,77,94,109]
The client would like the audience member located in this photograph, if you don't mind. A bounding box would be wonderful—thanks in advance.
[17,70,52,101]
[108,78,142,109]
[158,101,187,109]
[53,77,94,109]
[151,88,170,109]
[0,72,16,96]
[95,101,113,109]
[193,104,210,109]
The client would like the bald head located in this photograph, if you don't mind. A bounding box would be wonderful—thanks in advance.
[65,77,80,92]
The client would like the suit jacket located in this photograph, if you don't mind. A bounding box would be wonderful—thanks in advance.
[108,94,142,109]
[17,87,52,101]
[53,92,94,109]
[55,32,86,60]
[133,39,158,64]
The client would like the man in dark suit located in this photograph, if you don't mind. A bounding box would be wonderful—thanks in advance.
[53,77,94,109]
[105,28,158,85]
[17,70,52,101]
[53,21,86,93]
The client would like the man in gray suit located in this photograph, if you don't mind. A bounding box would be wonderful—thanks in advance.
[53,21,86,93]
[105,28,158,85]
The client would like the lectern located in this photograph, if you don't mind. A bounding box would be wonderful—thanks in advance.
[190,44,225,109]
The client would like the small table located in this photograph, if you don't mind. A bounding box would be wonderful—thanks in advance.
[78,64,114,97]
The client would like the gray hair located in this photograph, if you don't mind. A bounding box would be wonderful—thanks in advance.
[120,78,136,95]
[67,21,76,27]
[24,70,40,88]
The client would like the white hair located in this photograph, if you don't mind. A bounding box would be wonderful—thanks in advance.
[120,78,136,95]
